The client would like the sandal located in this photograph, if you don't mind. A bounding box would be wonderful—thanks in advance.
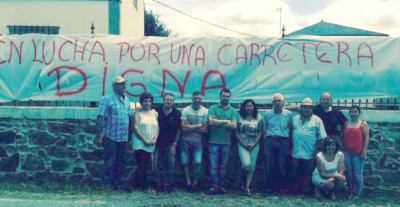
[330,192,336,200]
[245,188,252,196]
[347,194,354,200]
[315,189,323,199]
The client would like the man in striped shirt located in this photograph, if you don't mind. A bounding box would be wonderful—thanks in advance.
[263,93,292,193]
[96,76,132,190]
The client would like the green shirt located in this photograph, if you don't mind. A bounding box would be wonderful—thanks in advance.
[208,104,237,145]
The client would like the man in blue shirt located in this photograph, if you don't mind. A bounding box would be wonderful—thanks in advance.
[263,93,292,192]
[96,76,132,190]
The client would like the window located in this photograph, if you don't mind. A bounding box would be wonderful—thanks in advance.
[7,25,60,35]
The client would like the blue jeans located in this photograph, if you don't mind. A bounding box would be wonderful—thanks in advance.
[102,136,127,188]
[209,143,230,189]
[181,140,203,165]
[153,147,176,187]
[344,152,365,195]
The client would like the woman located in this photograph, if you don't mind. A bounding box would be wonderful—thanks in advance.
[132,92,159,191]
[312,137,346,199]
[235,99,263,196]
[342,105,369,199]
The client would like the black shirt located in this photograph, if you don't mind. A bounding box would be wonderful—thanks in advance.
[313,105,347,136]
[155,106,181,150]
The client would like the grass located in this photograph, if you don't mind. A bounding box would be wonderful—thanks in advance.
[0,183,398,207]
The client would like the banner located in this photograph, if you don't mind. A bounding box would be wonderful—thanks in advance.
[0,34,399,103]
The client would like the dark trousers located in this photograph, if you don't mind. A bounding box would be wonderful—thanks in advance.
[103,137,127,188]
[134,149,152,188]
[265,137,289,190]
[291,158,315,194]
[153,147,176,187]
[265,138,289,172]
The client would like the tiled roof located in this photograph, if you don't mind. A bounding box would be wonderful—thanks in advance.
[286,20,388,37]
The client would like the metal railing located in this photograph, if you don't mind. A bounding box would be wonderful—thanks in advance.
[7,25,60,35]
[0,97,398,110]
[281,98,399,110]
[0,100,97,107]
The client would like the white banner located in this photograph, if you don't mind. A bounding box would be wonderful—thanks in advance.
[0,34,399,103]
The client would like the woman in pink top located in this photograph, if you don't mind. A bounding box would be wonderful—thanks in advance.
[342,105,370,199]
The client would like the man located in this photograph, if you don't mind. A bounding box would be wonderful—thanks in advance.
[263,93,292,192]
[154,93,181,193]
[291,97,327,195]
[207,88,237,194]
[96,76,132,190]
[313,92,347,137]
[181,91,208,191]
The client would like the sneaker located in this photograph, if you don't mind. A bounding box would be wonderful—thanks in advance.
[191,183,200,192]
[164,187,172,193]
[113,186,122,191]
[315,189,323,199]
[155,184,164,192]
[206,187,220,195]
[279,188,289,194]
[135,187,144,192]
[183,183,192,192]
[113,186,132,192]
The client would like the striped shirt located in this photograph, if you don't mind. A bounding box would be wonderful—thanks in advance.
[98,93,132,142]
[263,108,292,138]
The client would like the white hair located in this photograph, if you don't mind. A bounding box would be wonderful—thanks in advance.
[272,93,284,101]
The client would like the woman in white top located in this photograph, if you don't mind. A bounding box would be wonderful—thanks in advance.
[132,92,159,190]
[312,137,346,199]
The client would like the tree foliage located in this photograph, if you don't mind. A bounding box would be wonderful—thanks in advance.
[145,10,171,37]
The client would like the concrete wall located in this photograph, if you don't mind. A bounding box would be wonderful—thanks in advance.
[120,0,144,36]
[0,107,398,194]
[0,0,145,36]
[0,0,109,35]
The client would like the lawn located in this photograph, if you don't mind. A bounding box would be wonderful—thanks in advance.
[0,183,398,207]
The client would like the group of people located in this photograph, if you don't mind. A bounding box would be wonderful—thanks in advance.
[96,76,370,200]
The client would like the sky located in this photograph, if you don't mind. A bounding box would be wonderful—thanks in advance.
[144,0,400,38]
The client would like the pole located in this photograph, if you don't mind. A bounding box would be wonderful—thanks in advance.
[279,8,282,37]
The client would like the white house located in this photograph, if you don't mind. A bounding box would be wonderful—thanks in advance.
[0,0,144,36]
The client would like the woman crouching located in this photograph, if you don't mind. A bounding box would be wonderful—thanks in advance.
[312,137,346,199]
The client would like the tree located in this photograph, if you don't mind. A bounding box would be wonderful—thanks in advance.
[145,10,171,37]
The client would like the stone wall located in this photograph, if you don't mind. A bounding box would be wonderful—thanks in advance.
[0,107,398,193]
[363,122,400,193]
[0,118,106,185]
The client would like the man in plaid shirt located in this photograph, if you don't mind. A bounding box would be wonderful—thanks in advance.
[96,76,132,190]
